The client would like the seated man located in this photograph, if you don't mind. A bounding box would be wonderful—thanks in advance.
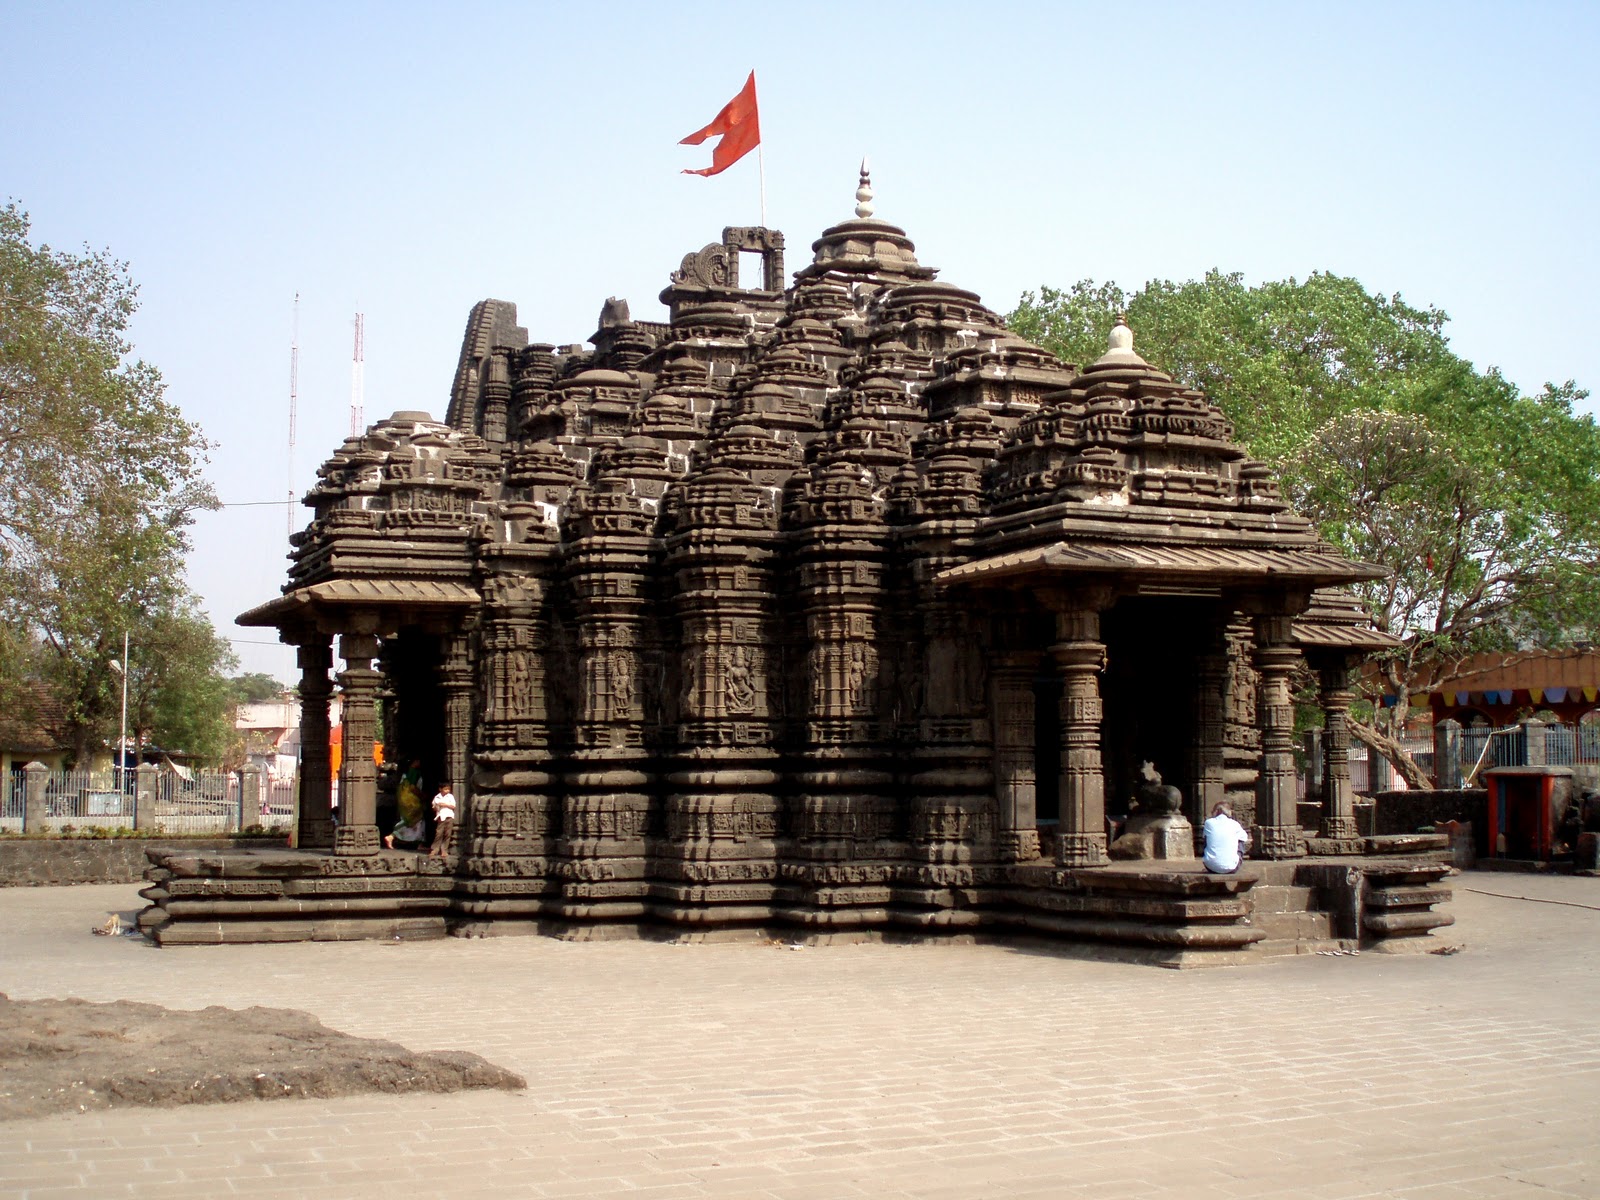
[1202,800,1249,874]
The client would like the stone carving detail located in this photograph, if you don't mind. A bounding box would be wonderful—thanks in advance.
[673,242,731,291]
[610,650,635,718]
[724,646,757,714]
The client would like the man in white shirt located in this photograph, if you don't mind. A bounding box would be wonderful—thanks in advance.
[429,782,456,860]
[1202,800,1249,874]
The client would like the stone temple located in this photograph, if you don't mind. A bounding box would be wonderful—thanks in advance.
[140,173,1453,963]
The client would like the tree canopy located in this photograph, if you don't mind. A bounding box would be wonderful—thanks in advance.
[229,673,287,705]
[1,202,233,764]
[1009,273,1600,775]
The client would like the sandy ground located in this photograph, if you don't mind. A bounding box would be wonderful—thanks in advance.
[2,875,1599,1198]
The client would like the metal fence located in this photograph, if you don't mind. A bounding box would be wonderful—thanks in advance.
[150,770,239,835]
[1336,719,1600,796]
[1,771,27,833]
[1460,725,1526,781]
[265,776,296,821]
[1,768,295,835]
[1545,722,1600,767]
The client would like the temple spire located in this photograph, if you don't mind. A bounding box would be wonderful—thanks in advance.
[855,158,875,219]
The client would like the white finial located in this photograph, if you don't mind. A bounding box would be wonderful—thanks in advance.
[1108,312,1133,354]
[855,158,874,219]
[1093,311,1149,368]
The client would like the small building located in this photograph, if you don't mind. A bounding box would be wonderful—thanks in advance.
[1405,648,1600,729]
[236,693,301,778]
[0,685,69,776]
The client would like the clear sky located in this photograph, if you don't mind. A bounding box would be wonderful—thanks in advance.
[4,1,1597,683]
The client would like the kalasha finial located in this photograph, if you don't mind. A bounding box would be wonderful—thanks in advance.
[855,157,875,219]
[1093,310,1148,368]
[1108,311,1134,354]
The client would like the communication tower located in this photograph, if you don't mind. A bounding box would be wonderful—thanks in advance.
[288,294,299,538]
[350,311,365,436]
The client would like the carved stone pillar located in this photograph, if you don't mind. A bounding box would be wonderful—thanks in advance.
[333,633,382,856]
[295,637,335,850]
[894,425,1001,874]
[440,632,474,807]
[1317,657,1359,839]
[905,588,995,868]
[1049,603,1109,868]
[1251,614,1306,859]
[470,566,559,860]
[990,650,1040,862]
[1189,619,1229,829]
[563,513,656,901]
[793,485,894,870]
[480,348,512,444]
[662,465,784,895]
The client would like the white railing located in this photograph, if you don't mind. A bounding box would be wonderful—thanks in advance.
[3,767,295,835]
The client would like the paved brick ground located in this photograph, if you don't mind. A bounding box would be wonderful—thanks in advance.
[2,873,1599,1199]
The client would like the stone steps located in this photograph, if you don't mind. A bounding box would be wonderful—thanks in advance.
[1251,909,1336,941]
[1248,883,1317,914]
[1257,936,1363,957]
[1247,881,1339,957]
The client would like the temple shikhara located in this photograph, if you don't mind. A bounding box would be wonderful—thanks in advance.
[140,173,1454,963]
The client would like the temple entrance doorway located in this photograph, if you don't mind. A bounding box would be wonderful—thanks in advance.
[1099,596,1213,824]
[380,628,449,824]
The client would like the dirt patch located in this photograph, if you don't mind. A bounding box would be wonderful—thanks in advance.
[0,993,525,1120]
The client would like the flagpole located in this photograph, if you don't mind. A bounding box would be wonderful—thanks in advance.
[758,141,767,229]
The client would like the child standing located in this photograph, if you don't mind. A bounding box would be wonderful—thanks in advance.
[429,781,456,859]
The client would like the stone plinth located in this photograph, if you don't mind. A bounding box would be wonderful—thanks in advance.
[134,844,1457,965]
[138,848,454,945]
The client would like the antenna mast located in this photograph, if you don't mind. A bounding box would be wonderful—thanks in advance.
[287,293,299,538]
[350,311,365,436]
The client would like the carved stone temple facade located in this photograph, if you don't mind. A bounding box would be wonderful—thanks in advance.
[139,177,1454,962]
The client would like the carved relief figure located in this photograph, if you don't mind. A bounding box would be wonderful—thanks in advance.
[845,642,876,713]
[725,646,756,714]
[679,650,702,719]
[1226,636,1258,728]
[809,644,829,711]
[610,650,635,718]
[507,649,532,717]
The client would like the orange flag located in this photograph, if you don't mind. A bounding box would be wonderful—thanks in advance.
[681,72,760,177]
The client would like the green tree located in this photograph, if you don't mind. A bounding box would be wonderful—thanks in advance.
[1010,274,1600,783]
[128,606,240,767]
[0,201,221,762]
[229,673,287,705]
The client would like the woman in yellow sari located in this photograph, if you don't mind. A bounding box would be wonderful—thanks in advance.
[384,760,427,849]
